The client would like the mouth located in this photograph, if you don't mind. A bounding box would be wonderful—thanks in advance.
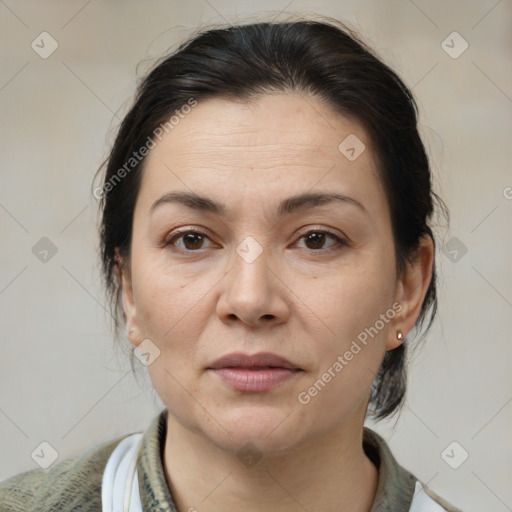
[207,352,303,392]
[208,352,301,371]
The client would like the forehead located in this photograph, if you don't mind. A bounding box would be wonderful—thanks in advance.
[149,93,373,166]
[136,93,386,220]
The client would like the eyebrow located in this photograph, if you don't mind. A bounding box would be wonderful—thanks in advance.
[149,191,368,218]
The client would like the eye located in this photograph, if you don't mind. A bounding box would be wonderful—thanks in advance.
[164,229,214,251]
[295,229,347,252]
[163,228,348,254]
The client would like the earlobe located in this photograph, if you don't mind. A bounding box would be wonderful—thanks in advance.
[387,235,434,351]
[386,328,406,351]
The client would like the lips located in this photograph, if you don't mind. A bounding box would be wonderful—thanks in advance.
[207,352,301,371]
[207,352,302,392]
[207,352,303,393]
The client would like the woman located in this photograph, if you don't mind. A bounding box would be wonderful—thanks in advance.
[0,17,462,512]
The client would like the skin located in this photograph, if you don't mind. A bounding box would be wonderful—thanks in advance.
[117,92,434,512]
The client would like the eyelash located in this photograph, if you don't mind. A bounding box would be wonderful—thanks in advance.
[163,227,348,254]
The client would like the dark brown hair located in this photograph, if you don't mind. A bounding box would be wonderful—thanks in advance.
[93,17,448,420]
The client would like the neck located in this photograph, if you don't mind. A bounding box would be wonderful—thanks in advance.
[162,412,379,512]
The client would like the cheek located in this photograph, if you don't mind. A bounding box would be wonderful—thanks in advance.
[132,251,210,339]
[293,254,395,398]
[296,279,392,425]
[134,260,207,419]
[297,348,384,435]
[293,255,396,338]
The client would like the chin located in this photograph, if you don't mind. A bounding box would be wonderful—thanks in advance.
[202,403,308,455]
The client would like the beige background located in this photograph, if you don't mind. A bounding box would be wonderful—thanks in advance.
[1,1,511,510]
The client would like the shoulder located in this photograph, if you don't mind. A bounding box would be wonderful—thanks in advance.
[0,433,130,512]
[362,427,464,512]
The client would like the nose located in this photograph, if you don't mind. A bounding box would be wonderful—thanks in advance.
[216,243,290,328]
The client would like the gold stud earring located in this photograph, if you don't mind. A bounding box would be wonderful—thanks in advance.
[397,331,403,340]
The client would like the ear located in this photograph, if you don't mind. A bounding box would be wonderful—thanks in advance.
[387,234,435,350]
[114,248,139,347]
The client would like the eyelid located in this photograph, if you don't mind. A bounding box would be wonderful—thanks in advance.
[295,225,347,241]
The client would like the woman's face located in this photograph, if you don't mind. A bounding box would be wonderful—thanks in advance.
[120,93,424,453]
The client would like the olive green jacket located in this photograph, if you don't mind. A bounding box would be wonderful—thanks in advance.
[0,408,462,511]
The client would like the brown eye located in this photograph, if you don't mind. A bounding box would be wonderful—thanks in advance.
[304,232,327,250]
[297,230,346,252]
[181,232,205,250]
[165,230,213,251]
